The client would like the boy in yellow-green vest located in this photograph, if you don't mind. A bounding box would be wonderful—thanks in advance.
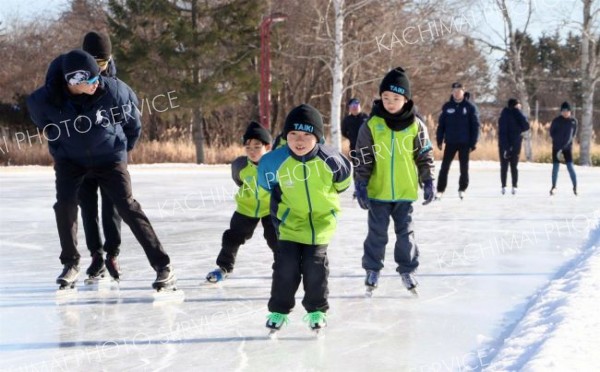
[353,67,435,296]
[258,104,352,333]
[206,121,277,283]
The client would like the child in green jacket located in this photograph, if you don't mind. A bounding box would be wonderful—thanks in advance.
[353,67,435,296]
[206,121,277,283]
[258,104,352,332]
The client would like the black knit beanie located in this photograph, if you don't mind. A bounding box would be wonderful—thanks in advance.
[82,31,112,60]
[243,121,272,145]
[560,101,571,111]
[62,49,100,86]
[283,104,324,142]
[379,67,411,99]
[507,98,520,108]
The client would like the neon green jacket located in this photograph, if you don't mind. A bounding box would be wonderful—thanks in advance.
[258,144,352,245]
[232,156,270,218]
[353,100,434,202]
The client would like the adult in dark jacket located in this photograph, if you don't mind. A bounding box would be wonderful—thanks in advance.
[341,98,368,153]
[498,98,530,194]
[27,49,176,290]
[435,82,480,199]
[45,31,122,280]
[549,101,578,196]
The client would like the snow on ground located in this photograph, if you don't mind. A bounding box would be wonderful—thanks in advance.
[0,161,598,372]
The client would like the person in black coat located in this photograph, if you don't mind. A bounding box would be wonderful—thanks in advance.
[435,82,480,199]
[549,102,578,196]
[498,98,530,194]
[45,31,122,279]
[341,98,368,154]
[27,49,176,289]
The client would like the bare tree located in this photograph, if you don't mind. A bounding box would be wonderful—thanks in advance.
[470,0,535,160]
[578,0,599,166]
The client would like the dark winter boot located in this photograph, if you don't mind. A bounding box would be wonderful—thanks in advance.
[57,264,80,288]
[86,253,106,278]
[105,255,121,281]
[153,265,176,290]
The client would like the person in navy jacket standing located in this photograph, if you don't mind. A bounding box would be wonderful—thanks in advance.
[549,102,578,196]
[27,49,176,290]
[435,82,480,200]
[45,31,123,281]
[498,98,530,195]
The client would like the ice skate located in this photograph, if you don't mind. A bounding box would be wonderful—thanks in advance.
[56,264,79,290]
[304,311,327,337]
[364,270,380,297]
[205,267,228,284]
[105,255,121,282]
[400,272,419,297]
[501,187,506,195]
[434,192,443,201]
[550,187,557,196]
[573,187,578,196]
[511,187,517,195]
[266,312,289,338]
[458,190,465,200]
[84,253,106,284]
[153,265,177,291]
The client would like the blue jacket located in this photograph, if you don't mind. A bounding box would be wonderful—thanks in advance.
[550,116,578,151]
[498,107,529,151]
[27,66,140,167]
[436,93,480,148]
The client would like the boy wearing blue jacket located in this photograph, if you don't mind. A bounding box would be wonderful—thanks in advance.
[258,104,352,332]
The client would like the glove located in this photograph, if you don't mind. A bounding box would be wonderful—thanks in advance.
[470,145,476,152]
[422,180,434,205]
[437,143,443,151]
[557,149,564,162]
[353,180,370,210]
[503,147,512,160]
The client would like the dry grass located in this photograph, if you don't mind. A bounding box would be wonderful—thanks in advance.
[1,121,598,166]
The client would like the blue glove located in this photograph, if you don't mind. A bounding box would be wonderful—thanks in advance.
[353,181,370,210]
[422,179,434,205]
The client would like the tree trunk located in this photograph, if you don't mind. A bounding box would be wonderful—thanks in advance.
[578,0,597,166]
[192,108,205,164]
[329,0,344,151]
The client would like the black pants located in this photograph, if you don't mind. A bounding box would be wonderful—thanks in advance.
[78,175,122,257]
[53,161,170,269]
[437,144,471,193]
[268,241,329,314]
[216,212,277,272]
[499,148,521,188]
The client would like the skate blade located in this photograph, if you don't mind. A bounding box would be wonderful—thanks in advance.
[365,286,375,297]
[408,287,419,297]
[313,328,325,339]
[268,329,279,339]
[83,277,119,291]
[152,288,185,305]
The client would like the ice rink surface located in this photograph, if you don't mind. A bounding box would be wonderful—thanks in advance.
[1,161,598,371]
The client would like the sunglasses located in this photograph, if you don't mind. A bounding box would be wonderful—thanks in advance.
[96,58,110,69]
[79,75,100,85]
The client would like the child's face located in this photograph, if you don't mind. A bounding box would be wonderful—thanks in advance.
[245,139,269,163]
[287,131,317,157]
[381,91,407,114]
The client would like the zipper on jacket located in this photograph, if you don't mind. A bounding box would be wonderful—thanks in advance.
[302,156,316,245]
[253,165,260,218]
[391,131,395,200]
